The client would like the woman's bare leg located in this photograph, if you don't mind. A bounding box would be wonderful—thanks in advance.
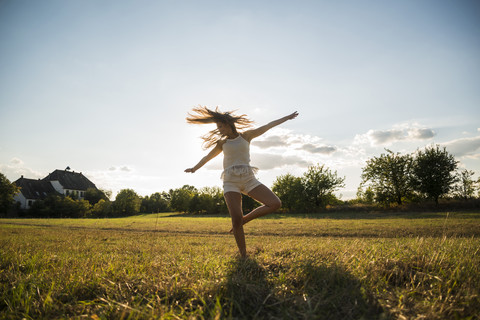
[224,191,247,257]
[243,184,282,225]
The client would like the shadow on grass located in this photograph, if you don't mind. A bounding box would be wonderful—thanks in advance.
[218,257,389,320]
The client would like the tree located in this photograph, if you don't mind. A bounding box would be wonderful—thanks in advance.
[361,149,414,205]
[355,185,375,204]
[0,173,19,214]
[477,177,480,198]
[412,145,458,204]
[302,164,345,210]
[169,185,197,212]
[141,192,169,213]
[85,188,110,205]
[199,186,227,214]
[454,169,477,200]
[272,173,305,212]
[91,199,112,217]
[113,189,141,216]
[28,194,91,218]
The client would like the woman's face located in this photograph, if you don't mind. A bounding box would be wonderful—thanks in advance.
[216,122,233,136]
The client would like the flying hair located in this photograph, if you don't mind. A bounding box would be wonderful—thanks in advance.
[186,106,254,149]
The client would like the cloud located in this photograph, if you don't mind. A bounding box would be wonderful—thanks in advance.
[465,153,480,160]
[0,158,44,181]
[355,124,436,146]
[10,158,23,165]
[252,135,288,148]
[297,144,337,154]
[251,153,311,170]
[108,165,133,172]
[407,128,435,140]
[252,128,337,155]
[442,136,480,158]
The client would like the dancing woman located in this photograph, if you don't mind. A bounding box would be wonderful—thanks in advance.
[185,106,298,257]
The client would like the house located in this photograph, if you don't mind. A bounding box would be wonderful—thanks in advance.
[13,177,59,209]
[14,169,98,209]
[43,169,97,200]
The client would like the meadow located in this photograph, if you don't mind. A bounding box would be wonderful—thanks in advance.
[1,211,479,319]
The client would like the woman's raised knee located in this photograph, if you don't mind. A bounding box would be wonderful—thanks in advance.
[269,197,282,211]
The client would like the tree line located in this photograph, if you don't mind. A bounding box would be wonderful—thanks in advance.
[1,144,479,217]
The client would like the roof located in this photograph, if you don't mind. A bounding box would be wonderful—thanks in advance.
[43,169,97,191]
[14,177,59,200]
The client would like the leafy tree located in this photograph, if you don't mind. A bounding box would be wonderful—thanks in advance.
[141,192,170,213]
[169,185,197,212]
[454,169,477,200]
[0,172,19,214]
[28,194,91,218]
[355,185,375,204]
[186,186,227,214]
[412,145,458,204]
[478,177,480,198]
[272,173,305,212]
[91,199,112,217]
[113,189,141,216]
[302,164,345,210]
[85,188,110,205]
[200,186,227,214]
[361,149,414,205]
[188,193,211,214]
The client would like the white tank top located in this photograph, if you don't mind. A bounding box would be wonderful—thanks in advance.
[221,135,258,179]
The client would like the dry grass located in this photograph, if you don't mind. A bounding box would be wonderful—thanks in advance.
[1,211,479,319]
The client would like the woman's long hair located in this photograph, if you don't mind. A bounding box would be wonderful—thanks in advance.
[186,106,253,149]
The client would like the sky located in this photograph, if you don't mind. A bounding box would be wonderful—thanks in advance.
[1,0,479,200]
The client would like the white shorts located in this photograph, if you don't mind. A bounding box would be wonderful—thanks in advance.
[223,172,262,195]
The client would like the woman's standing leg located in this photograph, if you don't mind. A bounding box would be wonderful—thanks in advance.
[224,191,247,257]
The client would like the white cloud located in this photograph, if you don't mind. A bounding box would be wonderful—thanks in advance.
[407,127,435,140]
[297,144,337,154]
[252,135,288,148]
[252,128,337,155]
[442,136,480,158]
[107,165,133,172]
[10,158,23,165]
[0,158,44,181]
[464,153,480,160]
[355,123,436,146]
[252,153,311,170]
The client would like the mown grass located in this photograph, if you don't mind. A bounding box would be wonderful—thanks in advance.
[1,211,479,319]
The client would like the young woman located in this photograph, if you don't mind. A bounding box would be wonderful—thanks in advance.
[185,106,299,257]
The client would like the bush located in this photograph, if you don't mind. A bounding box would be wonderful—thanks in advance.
[27,195,91,218]
[91,199,112,217]
[113,189,141,216]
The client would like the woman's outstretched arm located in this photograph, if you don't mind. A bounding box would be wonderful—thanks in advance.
[185,141,224,173]
[243,111,298,141]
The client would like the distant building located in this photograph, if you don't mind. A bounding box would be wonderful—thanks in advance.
[14,169,97,209]
[13,177,58,210]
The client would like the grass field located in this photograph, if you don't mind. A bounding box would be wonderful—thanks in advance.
[1,211,479,319]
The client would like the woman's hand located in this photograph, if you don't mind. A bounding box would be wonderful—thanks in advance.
[184,168,196,173]
[286,111,299,120]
